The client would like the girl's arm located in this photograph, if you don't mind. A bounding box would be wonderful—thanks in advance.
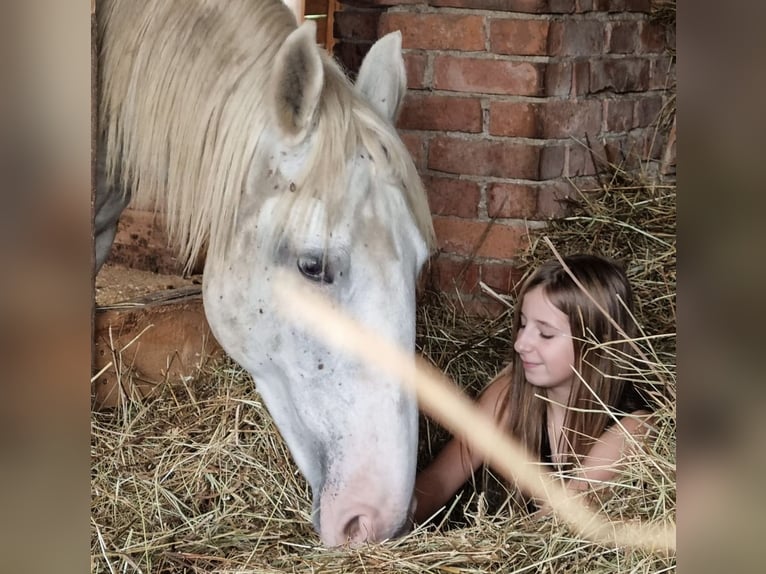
[566,410,654,492]
[531,410,654,518]
[413,367,512,524]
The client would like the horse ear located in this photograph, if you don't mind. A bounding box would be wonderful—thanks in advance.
[355,31,407,122]
[272,20,324,141]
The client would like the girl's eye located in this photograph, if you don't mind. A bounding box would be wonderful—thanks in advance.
[540,333,554,340]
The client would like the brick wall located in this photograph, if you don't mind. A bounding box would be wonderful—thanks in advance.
[334,0,675,313]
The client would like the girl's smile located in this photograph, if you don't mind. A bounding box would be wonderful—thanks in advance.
[513,286,576,403]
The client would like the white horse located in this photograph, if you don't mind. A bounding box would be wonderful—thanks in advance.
[96,0,435,546]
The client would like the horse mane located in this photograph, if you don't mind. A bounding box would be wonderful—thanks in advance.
[99,0,435,270]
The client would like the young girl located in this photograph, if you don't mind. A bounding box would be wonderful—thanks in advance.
[413,254,654,523]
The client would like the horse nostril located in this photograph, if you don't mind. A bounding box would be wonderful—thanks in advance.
[344,515,371,543]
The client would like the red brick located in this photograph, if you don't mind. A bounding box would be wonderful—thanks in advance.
[593,0,651,12]
[626,0,652,10]
[423,176,481,219]
[608,21,638,54]
[343,0,420,5]
[604,98,634,131]
[489,102,538,138]
[432,216,528,259]
[575,0,598,10]
[589,58,650,93]
[434,56,544,96]
[537,179,578,218]
[490,18,550,56]
[399,132,426,169]
[539,144,565,179]
[545,60,590,96]
[548,20,605,56]
[633,95,664,128]
[493,100,603,141]
[664,22,676,52]
[479,262,525,294]
[649,56,674,90]
[627,129,655,160]
[538,99,602,138]
[487,183,538,218]
[566,143,599,176]
[398,95,482,133]
[455,295,509,319]
[570,175,601,192]
[379,13,485,51]
[644,128,666,160]
[639,21,667,54]
[549,0,576,12]
[403,53,427,90]
[602,134,630,165]
[572,60,591,95]
[428,137,540,179]
[544,62,572,97]
[429,256,480,293]
[430,0,548,12]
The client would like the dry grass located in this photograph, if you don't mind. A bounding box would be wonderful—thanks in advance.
[92,3,676,564]
[92,351,675,572]
[92,371,675,573]
[92,161,676,571]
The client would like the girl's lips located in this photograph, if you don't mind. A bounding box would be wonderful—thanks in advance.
[522,361,541,370]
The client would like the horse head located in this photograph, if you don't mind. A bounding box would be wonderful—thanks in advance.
[202,23,435,546]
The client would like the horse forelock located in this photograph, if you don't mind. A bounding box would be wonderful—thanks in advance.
[100,0,435,271]
[279,63,436,253]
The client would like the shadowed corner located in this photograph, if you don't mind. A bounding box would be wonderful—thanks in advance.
[0,2,92,574]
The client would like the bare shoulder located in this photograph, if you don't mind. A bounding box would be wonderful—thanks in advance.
[576,410,656,483]
[476,365,513,423]
[588,410,655,462]
[609,409,655,438]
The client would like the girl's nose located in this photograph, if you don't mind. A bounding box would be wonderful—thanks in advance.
[514,329,531,354]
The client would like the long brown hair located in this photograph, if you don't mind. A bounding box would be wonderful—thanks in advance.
[502,254,649,479]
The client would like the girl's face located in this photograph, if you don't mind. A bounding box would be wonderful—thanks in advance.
[513,286,576,401]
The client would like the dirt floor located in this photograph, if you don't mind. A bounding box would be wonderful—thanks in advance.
[95,263,200,305]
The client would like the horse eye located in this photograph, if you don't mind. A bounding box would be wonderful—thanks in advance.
[297,253,333,284]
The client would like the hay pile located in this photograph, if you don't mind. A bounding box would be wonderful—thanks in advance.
[92,161,676,572]
[93,7,676,562]
[92,361,675,574]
